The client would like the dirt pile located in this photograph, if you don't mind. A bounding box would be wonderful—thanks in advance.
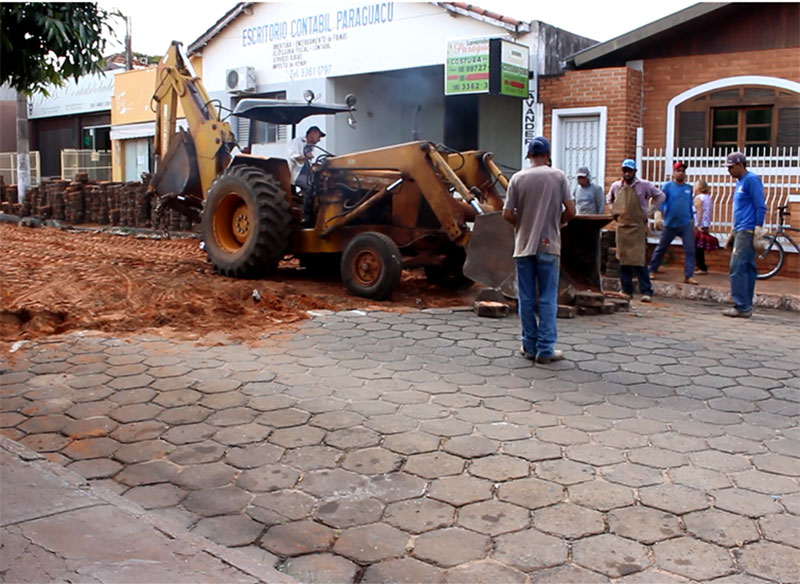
[0,223,474,346]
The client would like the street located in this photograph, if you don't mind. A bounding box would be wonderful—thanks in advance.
[1,298,799,583]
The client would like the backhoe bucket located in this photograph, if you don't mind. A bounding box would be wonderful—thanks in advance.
[151,128,201,197]
[464,213,612,300]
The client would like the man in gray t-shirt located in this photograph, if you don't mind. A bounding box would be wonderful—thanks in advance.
[573,166,605,215]
[503,136,575,364]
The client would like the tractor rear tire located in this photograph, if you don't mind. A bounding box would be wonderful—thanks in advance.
[341,232,402,300]
[202,165,290,278]
[424,246,474,290]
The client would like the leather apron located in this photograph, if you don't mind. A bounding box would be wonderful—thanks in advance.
[612,184,647,266]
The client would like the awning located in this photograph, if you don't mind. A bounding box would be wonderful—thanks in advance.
[110,119,189,140]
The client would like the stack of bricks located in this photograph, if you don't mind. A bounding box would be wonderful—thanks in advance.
[0,174,195,232]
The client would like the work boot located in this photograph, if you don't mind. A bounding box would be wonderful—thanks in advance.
[536,350,565,364]
[641,295,653,303]
[696,270,708,275]
[684,277,699,285]
[722,307,752,318]
[519,346,536,361]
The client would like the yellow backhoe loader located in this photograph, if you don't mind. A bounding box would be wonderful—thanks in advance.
[149,42,608,301]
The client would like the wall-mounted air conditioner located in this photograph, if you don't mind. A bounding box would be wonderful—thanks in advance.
[225,67,256,93]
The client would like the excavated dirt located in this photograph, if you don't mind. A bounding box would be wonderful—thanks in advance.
[0,223,475,347]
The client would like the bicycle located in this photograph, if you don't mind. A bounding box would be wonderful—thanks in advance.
[755,204,800,280]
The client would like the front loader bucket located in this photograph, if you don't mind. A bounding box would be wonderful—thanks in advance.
[151,128,201,197]
[464,213,612,300]
[463,212,517,296]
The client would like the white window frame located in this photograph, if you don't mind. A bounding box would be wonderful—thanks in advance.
[551,106,608,189]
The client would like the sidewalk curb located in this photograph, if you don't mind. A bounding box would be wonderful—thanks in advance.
[601,276,800,311]
[0,436,297,584]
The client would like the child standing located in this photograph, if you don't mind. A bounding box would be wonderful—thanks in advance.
[693,179,719,274]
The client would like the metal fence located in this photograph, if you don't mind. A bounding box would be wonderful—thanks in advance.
[640,147,800,236]
[61,149,112,182]
[0,151,41,187]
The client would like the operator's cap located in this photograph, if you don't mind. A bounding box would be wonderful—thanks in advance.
[576,166,590,178]
[725,152,746,166]
[307,125,326,137]
[527,136,551,156]
[673,160,687,171]
[622,159,637,170]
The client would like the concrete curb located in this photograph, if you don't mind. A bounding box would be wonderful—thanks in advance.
[0,436,297,584]
[601,276,800,312]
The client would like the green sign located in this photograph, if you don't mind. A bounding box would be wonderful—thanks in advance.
[498,40,529,98]
[445,39,490,95]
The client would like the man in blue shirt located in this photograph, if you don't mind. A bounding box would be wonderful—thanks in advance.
[648,161,698,284]
[723,152,766,318]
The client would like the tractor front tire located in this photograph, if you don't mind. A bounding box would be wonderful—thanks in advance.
[341,232,402,300]
[202,165,290,278]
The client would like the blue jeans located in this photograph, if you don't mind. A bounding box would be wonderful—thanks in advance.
[649,221,695,278]
[730,230,756,312]
[619,265,653,297]
[516,253,559,358]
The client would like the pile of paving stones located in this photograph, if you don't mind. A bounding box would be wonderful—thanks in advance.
[0,174,193,231]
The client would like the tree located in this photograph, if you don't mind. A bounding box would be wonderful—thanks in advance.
[0,3,118,201]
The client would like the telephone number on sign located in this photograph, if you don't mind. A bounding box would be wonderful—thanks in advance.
[288,64,333,80]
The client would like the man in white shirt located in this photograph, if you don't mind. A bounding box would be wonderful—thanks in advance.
[288,126,324,225]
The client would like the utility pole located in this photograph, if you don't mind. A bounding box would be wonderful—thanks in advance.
[15,92,29,203]
[125,16,132,70]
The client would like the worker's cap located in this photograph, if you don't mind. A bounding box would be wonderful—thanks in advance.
[673,161,687,171]
[527,136,551,156]
[725,152,746,167]
[307,125,326,137]
[576,166,590,178]
[621,159,637,170]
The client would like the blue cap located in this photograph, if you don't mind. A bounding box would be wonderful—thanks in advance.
[622,159,636,170]
[527,136,551,156]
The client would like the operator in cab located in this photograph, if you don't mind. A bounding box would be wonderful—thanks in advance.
[289,125,325,226]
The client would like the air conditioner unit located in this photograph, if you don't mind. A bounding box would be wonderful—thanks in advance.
[225,67,256,93]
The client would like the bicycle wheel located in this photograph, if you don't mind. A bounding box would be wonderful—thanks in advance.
[755,235,784,280]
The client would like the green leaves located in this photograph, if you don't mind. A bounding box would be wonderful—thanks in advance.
[0,3,119,96]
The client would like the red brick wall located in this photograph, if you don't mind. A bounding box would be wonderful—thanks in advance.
[641,47,800,149]
[539,67,643,192]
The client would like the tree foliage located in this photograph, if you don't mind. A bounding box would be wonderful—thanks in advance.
[0,3,119,96]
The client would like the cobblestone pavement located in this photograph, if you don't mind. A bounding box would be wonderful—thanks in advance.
[1,298,799,583]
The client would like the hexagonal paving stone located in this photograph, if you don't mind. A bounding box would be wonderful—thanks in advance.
[684,509,759,547]
[60,437,120,460]
[442,435,498,458]
[501,438,561,462]
[66,458,122,480]
[532,564,610,583]
[711,488,783,518]
[161,423,216,445]
[738,541,800,583]
[365,472,427,503]
[214,423,273,446]
[168,441,226,465]
[468,454,529,481]
[183,485,251,516]
[428,476,493,507]
[535,459,594,485]
[18,414,71,434]
[111,421,168,443]
[442,560,527,584]
[384,498,455,533]
[603,463,663,488]
[412,527,490,568]
[573,534,651,578]
[113,439,171,464]
[752,453,800,476]
[568,479,635,511]
[458,500,529,536]
[475,422,531,441]
[383,432,440,455]
[759,514,800,546]
[173,462,238,490]
[615,569,692,583]
[298,469,368,498]
[733,470,800,495]
[314,497,384,528]
[193,514,264,547]
[639,483,709,515]
[61,416,118,440]
[250,490,316,522]
[627,447,687,469]
[534,503,604,539]
[310,411,365,431]
[362,557,444,584]
[260,521,335,556]
[404,452,465,479]
[221,443,284,469]
[608,506,682,544]
[333,523,408,564]
[653,537,734,581]
[236,464,300,492]
[493,528,567,571]
[124,483,187,509]
[497,477,563,509]
[341,448,402,475]
[669,465,731,491]
[565,444,626,466]
[689,451,752,473]
[326,426,382,449]
[115,460,179,486]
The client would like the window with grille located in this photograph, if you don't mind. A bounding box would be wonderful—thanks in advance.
[234,91,287,148]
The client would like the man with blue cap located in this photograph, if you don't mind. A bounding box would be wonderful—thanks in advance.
[504,136,575,364]
[607,158,665,302]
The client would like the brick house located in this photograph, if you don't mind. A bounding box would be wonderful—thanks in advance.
[537,2,800,275]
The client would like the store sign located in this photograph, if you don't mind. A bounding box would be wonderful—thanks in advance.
[445,38,528,98]
[29,71,117,119]
[445,38,490,95]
